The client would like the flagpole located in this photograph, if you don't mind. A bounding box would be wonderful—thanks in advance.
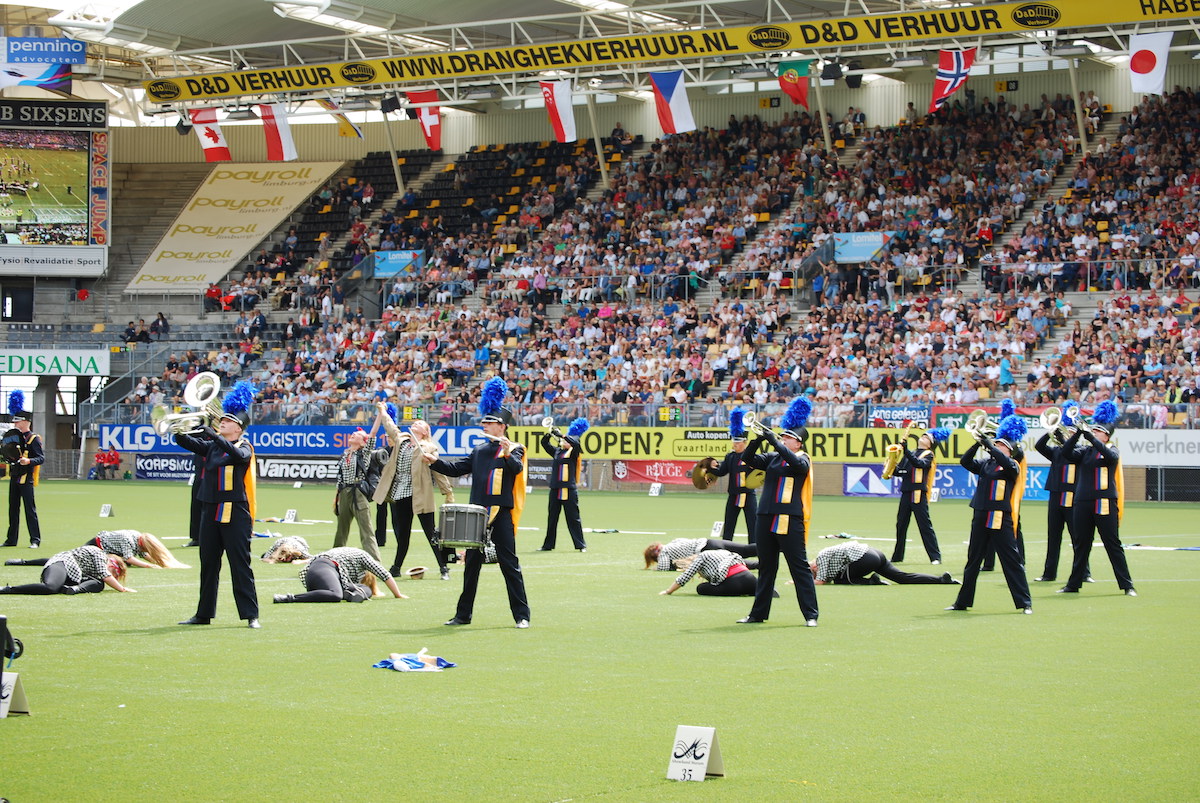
[1066,59,1089,156]
[585,94,610,189]
[382,109,407,197]
[812,74,833,154]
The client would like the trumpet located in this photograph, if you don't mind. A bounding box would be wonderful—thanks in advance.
[540,416,564,440]
[151,372,223,436]
[963,409,997,442]
[742,411,769,437]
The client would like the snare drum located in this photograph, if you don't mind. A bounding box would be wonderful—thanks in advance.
[438,504,489,549]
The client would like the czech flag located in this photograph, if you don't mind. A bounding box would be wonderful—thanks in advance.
[188,108,231,162]
[257,103,297,162]
[539,80,577,143]
[649,70,696,134]
[1128,32,1172,96]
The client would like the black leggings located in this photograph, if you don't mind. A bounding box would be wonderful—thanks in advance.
[388,497,450,571]
[0,562,103,595]
[291,557,370,603]
[696,569,758,596]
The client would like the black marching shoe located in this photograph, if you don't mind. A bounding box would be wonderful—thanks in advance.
[1056,586,1079,594]
[273,594,293,603]
[941,573,961,585]
[1033,576,1055,582]
[5,559,25,566]
[247,618,261,629]
[736,615,765,624]
[1124,588,1138,597]
[178,616,211,625]
[944,604,967,611]
[444,617,471,626]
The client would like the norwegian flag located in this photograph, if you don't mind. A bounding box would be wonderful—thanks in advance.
[928,48,976,114]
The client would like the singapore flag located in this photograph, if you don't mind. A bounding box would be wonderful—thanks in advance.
[1128,32,1171,96]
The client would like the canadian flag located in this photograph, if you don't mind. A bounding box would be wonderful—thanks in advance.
[539,80,577,143]
[257,103,298,161]
[407,90,441,151]
[188,108,231,162]
[1128,32,1172,96]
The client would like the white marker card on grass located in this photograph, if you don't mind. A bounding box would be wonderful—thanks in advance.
[929,488,940,503]
[293,481,303,489]
[667,725,723,781]
[0,672,30,717]
[710,521,724,538]
[648,483,662,497]
[99,504,113,518]
[283,509,297,523]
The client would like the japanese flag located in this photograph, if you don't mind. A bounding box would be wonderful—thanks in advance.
[188,108,231,162]
[1128,32,1172,96]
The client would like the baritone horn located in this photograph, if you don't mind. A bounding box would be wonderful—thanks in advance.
[963,409,997,441]
[151,372,223,436]
[540,416,564,440]
[1039,406,1072,440]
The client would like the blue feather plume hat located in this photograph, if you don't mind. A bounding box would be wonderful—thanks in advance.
[567,418,589,438]
[780,396,812,442]
[924,427,951,444]
[994,412,1027,451]
[220,381,257,429]
[728,408,748,441]
[1061,400,1079,427]
[7,389,30,422]
[1090,400,1120,435]
[478,377,513,426]
[1000,398,1015,420]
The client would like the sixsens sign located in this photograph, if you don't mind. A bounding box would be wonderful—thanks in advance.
[142,0,1196,101]
[125,163,341,294]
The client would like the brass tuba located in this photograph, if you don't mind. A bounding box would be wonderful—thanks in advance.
[151,372,223,436]
[963,409,997,441]
[1039,406,1071,441]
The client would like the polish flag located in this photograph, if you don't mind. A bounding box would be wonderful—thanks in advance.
[649,70,696,135]
[407,90,442,151]
[1129,32,1172,96]
[539,80,577,143]
[188,108,231,162]
[257,103,298,161]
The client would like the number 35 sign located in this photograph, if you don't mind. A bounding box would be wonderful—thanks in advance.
[666,725,724,781]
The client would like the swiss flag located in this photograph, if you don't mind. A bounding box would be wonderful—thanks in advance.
[407,90,441,151]
[188,108,231,162]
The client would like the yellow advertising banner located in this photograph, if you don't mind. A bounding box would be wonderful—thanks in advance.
[144,0,1198,102]
[510,426,980,462]
[125,162,341,294]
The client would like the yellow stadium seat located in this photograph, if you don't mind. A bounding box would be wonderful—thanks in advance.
[756,212,770,223]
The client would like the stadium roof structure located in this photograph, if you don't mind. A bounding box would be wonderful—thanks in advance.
[4,0,1200,121]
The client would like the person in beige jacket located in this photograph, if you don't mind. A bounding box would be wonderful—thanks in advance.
[373,402,456,580]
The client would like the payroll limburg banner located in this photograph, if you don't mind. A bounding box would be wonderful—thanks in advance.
[142,0,1197,102]
[125,163,342,294]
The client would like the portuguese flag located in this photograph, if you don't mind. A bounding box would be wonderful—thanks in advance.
[778,60,811,109]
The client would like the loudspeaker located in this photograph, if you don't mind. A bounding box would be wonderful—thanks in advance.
[845,61,863,89]
[380,94,402,114]
[176,119,193,135]
[821,62,843,81]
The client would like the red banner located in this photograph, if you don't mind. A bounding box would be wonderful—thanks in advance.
[612,460,697,485]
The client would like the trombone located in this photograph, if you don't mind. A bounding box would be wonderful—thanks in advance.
[151,372,223,436]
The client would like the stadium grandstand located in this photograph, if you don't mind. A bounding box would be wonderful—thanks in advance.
[1,1,1199,799]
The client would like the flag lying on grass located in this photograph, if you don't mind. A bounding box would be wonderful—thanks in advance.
[374,649,456,672]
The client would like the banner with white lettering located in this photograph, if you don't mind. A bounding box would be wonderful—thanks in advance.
[611,460,697,485]
[125,162,341,294]
[0,348,109,376]
[101,424,488,457]
[135,454,195,481]
[843,462,1049,501]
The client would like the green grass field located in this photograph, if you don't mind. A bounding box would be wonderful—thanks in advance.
[0,144,88,228]
[2,481,1197,801]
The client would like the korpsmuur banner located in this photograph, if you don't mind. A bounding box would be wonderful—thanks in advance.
[144,0,1198,102]
[509,426,982,463]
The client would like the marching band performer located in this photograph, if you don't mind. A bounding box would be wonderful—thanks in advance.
[538,417,589,552]
[736,398,819,627]
[643,538,757,571]
[374,403,455,579]
[708,409,758,544]
[6,530,188,569]
[947,410,1033,614]
[0,545,134,595]
[1057,401,1135,597]
[427,378,531,629]
[890,427,950,564]
[2,391,43,549]
[175,382,262,629]
[812,541,959,586]
[261,535,312,563]
[658,549,762,597]
[273,546,407,603]
[1033,402,1089,583]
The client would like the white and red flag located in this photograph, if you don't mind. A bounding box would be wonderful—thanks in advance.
[1128,32,1172,96]
[928,48,976,114]
[407,90,441,151]
[257,103,298,161]
[188,108,231,162]
[539,80,577,143]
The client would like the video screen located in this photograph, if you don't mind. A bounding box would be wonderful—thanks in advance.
[0,128,89,246]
